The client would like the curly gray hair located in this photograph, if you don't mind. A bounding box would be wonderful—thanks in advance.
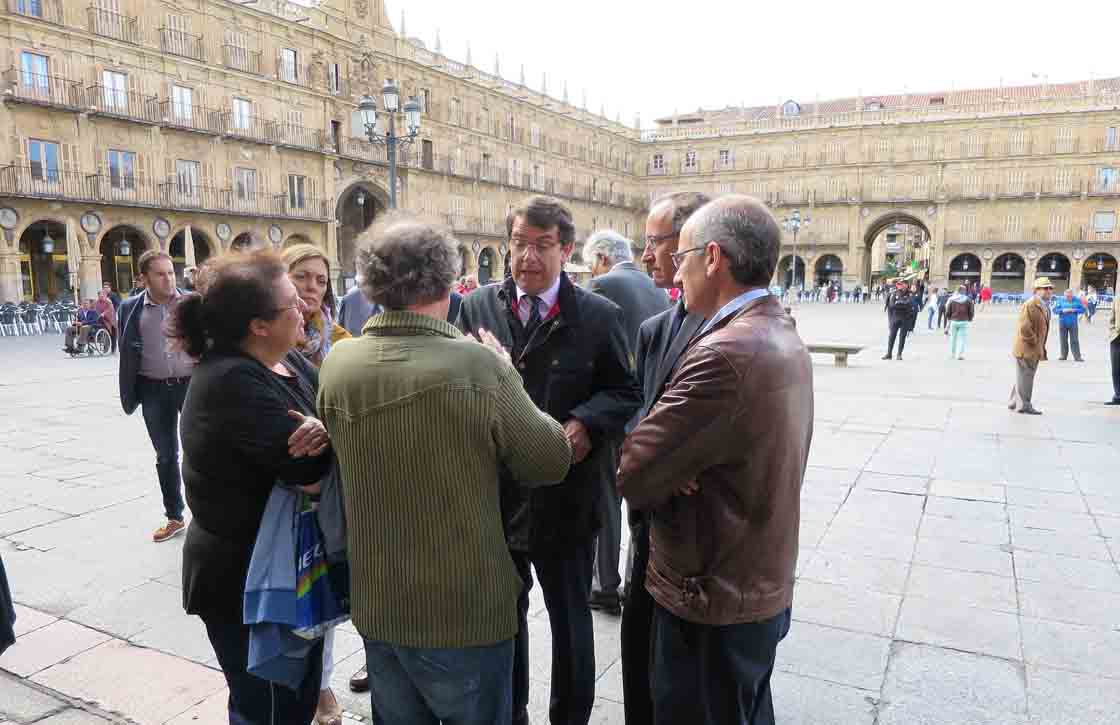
[357,215,462,310]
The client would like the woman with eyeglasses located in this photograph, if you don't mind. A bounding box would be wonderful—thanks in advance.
[170,250,333,724]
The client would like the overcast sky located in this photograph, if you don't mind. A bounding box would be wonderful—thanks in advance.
[380,0,1116,127]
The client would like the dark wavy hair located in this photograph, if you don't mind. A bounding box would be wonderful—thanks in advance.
[506,195,575,246]
[357,215,461,310]
[165,250,288,358]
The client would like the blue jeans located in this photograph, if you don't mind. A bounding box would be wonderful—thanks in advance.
[363,637,514,725]
[926,307,936,329]
[138,376,189,520]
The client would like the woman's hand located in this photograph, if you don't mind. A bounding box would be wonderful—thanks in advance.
[477,328,511,365]
[288,410,329,458]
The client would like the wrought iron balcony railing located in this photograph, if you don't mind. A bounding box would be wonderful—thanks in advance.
[88,84,160,123]
[158,99,222,134]
[5,68,85,109]
[160,28,205,62]
[222,44,262,75]
[87,5,139,44]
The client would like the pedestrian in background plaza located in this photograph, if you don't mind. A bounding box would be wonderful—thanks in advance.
[281,243,349,725]
[318,216,571,724]
[924,287,939,330]
[1107,290,1120,405]
[583,229,670,617]
[978,284,993,312]
[620,195,813,725]
[102,281,122,313]
[1086,286,1099,323]
[458,196,641,725]
[95,287,118,354]
[63,299,99,354]
[937,286,950,331]
[623,190,710,725]
[1009,277,1054,415]
[946,285,975,360]
[117,251,193,543]
[883,281,915,360]
[1054,287,1087,362]
[170,251,333,723]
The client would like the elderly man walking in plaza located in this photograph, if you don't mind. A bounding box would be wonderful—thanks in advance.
[582,229,670,616]
[318,216,573,722]
[1053,287,1087,362]
[1009,277,1054,415]
[458,196,641,725]
[619,195,813,725]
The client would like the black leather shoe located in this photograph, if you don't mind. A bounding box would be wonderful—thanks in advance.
[881,354,892,360]
[1019,408,1043,416]
[1105,399,1120,406]
[588,590,622,616]
[349,665,369,693]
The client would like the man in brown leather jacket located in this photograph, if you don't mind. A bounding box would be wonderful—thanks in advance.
[618,195,814,725]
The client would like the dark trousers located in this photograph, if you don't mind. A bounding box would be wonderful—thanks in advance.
[886,320,910,357]
[512,542,596,725]
[1059,324,1082,360]
[202,616,323,725]
[363,637,514,725]
[1111,339,1120,400]
[593,440,622,596]
[621,519,654,725]
[138,377,189,521]
[651,605,791,725]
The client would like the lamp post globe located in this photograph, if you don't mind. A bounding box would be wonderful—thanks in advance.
[357,95,377,132]
[382,79,400,112]
[403,96,422,136]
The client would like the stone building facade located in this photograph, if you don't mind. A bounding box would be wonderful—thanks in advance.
[642,83,1120,294]
[0,0,643,302]
[2,0,1118,304]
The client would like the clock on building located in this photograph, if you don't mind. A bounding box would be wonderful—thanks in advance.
[216,223,232,242]
[0,207,18,231]
[80,212,102,236]
[153,218,171,239]
[268,225,283,244]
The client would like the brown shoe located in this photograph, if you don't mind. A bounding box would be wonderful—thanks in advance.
[153,519,185,543]
[349,665,369,693]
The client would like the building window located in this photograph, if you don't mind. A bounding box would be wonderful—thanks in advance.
[506,111,515,139]
[874,176,889,197]
[280,48,299,83]
[234,167,256,199]
[684,151,698,171]
[1004,215,1023,237]
[1055,169,1073,193]
[913,175,929,197]
[450,97,461,125]
[28,139,59,181]
[531,124,541,147]
[17,0,46,18]
[1099,167,1118,190]
[1108,127,1118,150]
[420,88,431,113]
[1009,130,1028,155]
[532,164,541,189]
[930,96,945,105]
[1056,127,1074,153]
[912,136,930,160]
[964,174,981,196]
[719,149,731,168]
[108,149,136,190]
[102,70,127,111]
[481,152,491,178]
[232,98,252,131]
[328,63,342,94]
[1094,211,1116,234]
[1007,171,1025,195]
[288,175,306,209]
[176,159,200,197]
[1049,214,1067,240]
[966,134,983,157]
[652,153,664,171]
[782,100,800,117]
[717,183,734,195]
[962,212,977,235]
[172,85,192,122]
[19,51,50,94]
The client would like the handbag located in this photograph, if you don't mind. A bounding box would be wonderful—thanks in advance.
[292,494,349,640]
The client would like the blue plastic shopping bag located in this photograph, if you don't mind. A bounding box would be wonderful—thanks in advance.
[293,494,349,640]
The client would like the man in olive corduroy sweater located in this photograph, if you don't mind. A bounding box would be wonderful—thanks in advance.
[318,217,572,724]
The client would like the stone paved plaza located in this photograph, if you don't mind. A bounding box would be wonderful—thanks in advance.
[1,301,1119,724]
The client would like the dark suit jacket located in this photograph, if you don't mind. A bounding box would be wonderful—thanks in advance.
[457,273,641,552]
[635,301,705,423]
[448,291,462,325]
[587,262,671,364]
[117,289,185,415]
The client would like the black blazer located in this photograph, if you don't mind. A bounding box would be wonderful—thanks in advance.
[117,289,188,415]
[635,301,705,423]
[457,273,641,552]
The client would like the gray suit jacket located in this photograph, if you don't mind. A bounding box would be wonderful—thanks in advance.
[587,261,671,366]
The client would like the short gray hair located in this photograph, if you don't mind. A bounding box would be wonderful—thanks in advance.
[357,215,461,310]
[687,195,781,287]
[582,229,633,266]
[650,191,713,236]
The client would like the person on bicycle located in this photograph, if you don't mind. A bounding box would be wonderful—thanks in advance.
[63,300,99,354]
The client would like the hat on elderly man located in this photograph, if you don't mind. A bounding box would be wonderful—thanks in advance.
[1032,277,1055,290]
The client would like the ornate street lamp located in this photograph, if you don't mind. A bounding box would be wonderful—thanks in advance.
[782,209,810,300]
[357,79,421,209]
[41,232,54,254]
[118,235,131,257]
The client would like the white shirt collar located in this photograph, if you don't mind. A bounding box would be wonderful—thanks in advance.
[516,275,561,309]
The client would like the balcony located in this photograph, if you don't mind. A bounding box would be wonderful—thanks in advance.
[160,28,205,62]
[7,0,66,25]
[88,85,159,123]
[87,5,139,44]
[274,122,323,151]
[222,44,262,75]
[0,165,331,220]
[4,69,85,110]
[221,112,274,144]
[276,62,310,88]
[159,100,222,135]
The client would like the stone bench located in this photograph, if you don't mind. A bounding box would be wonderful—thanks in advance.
[807,344,864,368]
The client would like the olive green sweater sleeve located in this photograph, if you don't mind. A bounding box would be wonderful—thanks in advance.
[493,364,572,487]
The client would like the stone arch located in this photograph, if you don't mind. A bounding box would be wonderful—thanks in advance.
[230,232,263,252]
[991,252,1027,294]
[776,254,807,289]
[17,219,70,301]
[169,228,215,287]
[1083,252,1118,293]
[1037,252,1071,292]
[98,225,148,294]
[861,211,932,286]
[948,253,982,286]
[477,246,496,285]
[815,254,844,286]
[336,180,389,283]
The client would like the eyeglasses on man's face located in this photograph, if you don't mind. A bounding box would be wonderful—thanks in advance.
[644,232,678,249]
[669,246,706,269]
[510,239,563,256]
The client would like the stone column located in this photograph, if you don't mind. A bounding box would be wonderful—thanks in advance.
[1069,259,1084,291]
[930,203,948,287]
[980,258,993,288]
[0,240,21,303]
